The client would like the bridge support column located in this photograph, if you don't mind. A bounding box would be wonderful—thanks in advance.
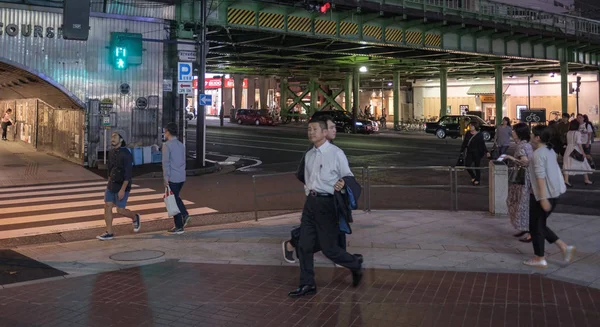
[233,74,243,110]
[440,68,447,119]
[560,54,569,114]
[352,68,360,133]
[259,76,268,109]
[495,64,503,125]
[345,74,352,111]
[280,78,288,117]
[247,76,256,109]
[309,77,318,116]
[393,71,400,129]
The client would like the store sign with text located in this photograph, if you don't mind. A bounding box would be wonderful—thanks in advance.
[193,78,248,89]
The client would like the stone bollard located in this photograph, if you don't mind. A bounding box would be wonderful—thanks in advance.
[489,160,508,215]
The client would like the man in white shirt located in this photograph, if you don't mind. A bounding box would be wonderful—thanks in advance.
[288,119,363,298]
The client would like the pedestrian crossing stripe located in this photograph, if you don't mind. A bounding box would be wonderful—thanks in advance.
[0,181,218,240]
[0,207,217,240]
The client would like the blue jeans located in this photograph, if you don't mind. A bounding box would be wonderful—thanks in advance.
[169,182,188,228]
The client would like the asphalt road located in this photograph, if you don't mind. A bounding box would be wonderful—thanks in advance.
[182,120,600,216]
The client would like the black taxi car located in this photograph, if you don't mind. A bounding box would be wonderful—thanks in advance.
[425,115,495,141]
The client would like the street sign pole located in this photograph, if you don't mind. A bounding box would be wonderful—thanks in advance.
[196,0,207,167]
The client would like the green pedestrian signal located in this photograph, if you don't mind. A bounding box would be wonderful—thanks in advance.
[109,32,142,70]
[114,46,128,70]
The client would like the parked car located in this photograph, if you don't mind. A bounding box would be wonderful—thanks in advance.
[310,110,374,134]
[425,115,495,141]
[235,109,274,126]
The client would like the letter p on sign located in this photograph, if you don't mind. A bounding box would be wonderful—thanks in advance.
[178,62,193,82]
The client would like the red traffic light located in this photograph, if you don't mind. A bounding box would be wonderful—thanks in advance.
[320,2,331,13]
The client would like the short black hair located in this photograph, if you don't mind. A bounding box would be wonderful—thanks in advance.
[114,132,126,147]
[309,119,328,130]
[512,122,530,141]
[569,119,580,131]
[502,117,511,126]
[6,108,11,113]
[469,121,479,130]
[316,115,334,125]
[532,125,554,149]
[165,122,178,136]
[562,113,570,119]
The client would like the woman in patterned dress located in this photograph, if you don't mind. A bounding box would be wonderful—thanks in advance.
[504,123,534,242]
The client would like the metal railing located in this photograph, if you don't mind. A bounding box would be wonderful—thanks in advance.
[394,0,600,38]
[251,165,599,219]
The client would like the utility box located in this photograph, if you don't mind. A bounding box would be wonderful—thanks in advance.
[489,160,508,215]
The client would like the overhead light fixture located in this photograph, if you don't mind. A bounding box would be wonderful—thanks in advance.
[359,66,367,73]
[509,74,515,78]
[426,78,433,82]
[388,82,393,86]
[474,77,480,80]
[457,77,463,80]
[534,80,539,84]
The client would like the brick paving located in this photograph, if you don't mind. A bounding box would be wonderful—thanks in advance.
[0,261,599,327]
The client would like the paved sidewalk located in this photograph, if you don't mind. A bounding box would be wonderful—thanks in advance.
[1,210,599,326]
[0,141,102,187]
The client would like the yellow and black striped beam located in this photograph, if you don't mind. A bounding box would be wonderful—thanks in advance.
[259,12,284,30]
[227,8,256,26]
[226,7,442,49]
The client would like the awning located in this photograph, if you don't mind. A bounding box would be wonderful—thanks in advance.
[466,84,510,95]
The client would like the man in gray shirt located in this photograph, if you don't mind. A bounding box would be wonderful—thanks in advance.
[162,122,190,234]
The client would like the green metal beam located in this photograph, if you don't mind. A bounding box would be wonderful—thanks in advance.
[440,67,447,119]
[560,50,569,114]
[317,87,344,111]
[495,64,503,125]
[393,71,400,128]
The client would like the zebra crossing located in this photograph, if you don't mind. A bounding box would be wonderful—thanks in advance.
[0,181,217,240]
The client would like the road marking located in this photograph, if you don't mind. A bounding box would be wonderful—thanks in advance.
[0,181,108,193]
[207,141,306,153]
[0,194,165,215]
[0,188,156,206]
[0,207,217,240]
[0,186,109,199]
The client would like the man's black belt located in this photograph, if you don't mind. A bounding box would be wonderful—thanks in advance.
[309,190,333,197]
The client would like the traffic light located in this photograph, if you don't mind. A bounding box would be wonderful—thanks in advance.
[305,1,331,14]
[113,46,128,70]
[110,32,143,70]
[320,2,331,13]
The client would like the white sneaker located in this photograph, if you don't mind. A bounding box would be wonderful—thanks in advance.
[563,246,576,263]
[523,258,548,268]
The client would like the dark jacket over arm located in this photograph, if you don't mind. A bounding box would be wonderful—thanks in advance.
[334,176,362,234]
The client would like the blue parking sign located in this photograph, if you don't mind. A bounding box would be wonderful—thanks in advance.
[178,62,193,82]
[199,94,212,106]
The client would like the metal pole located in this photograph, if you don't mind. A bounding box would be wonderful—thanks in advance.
[449,167,453,211]
[103,128,107,165]
[494,64,503,125]
[195,0,206,167]
[366,167,371,212]
[252,176,258,221]
[440,67,448,119]
[220,74,225,126]
[362,167,366,211]
[560,50,569,115]
[527,76,531,110]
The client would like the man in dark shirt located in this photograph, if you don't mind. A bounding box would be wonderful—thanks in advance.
[97,133,141,240]
[556,113,570,156]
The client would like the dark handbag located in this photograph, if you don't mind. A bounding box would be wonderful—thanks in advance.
[509,166,526,185]
[489,144,498,160]
[569,150,584,162]
[456,153,465,166]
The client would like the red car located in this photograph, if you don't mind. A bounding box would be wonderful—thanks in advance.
[235,109,274,126]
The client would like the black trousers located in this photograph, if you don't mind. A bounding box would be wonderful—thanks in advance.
[465,153,482,182]
[529,194,559,257]
[290,227,347,251]
[298,195,360,287]
[1,121,10,139]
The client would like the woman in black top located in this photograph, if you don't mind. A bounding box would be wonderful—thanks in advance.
[460,121,491,185]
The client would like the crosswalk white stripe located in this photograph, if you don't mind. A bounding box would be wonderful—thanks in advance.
[0,186,113,199]
[0,194,168,215]
[0,200,194,226]
[0,207,218,240]
[0,188,157,206]
[0,181,108,193]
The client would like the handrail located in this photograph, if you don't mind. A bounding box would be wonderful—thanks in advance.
[388,0,600,38]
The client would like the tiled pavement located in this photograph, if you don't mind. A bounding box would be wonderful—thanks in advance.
[1,210,600,326]
[0,261,599,327]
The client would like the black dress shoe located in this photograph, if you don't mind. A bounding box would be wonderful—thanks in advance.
[352,267,363,287]
[288,285,317,298]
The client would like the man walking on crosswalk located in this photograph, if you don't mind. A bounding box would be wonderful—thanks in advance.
[97,133,141,240]
[163,122,190,234]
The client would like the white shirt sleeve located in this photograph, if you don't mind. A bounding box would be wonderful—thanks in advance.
[336,150,354,178]
[576,131,582,145]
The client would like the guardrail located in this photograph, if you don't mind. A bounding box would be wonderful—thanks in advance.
[251,165,598,219]
[395,0,600,38]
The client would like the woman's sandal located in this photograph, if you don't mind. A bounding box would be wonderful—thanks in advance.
[513,231,528,238]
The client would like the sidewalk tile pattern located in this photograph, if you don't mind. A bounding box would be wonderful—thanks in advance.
[0,261,599,327]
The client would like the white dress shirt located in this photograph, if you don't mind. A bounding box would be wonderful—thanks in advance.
[304,141,353,195]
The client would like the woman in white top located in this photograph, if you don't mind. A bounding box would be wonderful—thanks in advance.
[524,125,575,268]
[563,120,593,187]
